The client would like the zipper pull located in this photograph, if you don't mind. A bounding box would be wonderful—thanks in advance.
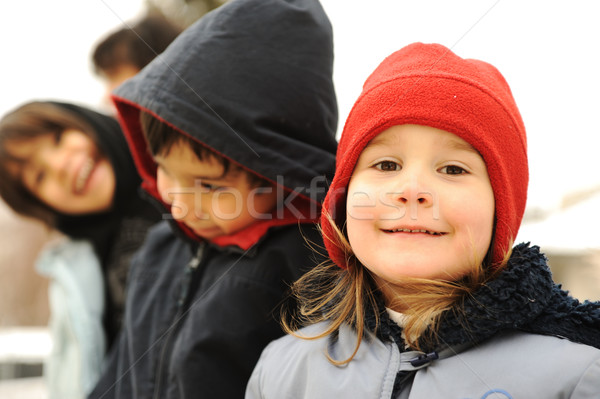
[187,246,202,269]
[177,244,204,307]
[409,351,439,367]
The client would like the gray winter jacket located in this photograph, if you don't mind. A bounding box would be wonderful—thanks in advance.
[247,322,600,398]
[247,244,600,398]
[246,325,600,399]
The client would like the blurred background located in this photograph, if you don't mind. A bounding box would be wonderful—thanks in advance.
[0,0,599,397]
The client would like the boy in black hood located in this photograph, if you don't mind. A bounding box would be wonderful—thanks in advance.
[88,0,337,398]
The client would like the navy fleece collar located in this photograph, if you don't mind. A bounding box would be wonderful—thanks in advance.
[369,243,600,351]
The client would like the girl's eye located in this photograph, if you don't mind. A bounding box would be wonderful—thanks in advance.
[374,161,400,172]
[440,165,467,175]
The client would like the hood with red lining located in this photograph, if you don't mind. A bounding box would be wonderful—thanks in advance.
[112,0,338,249]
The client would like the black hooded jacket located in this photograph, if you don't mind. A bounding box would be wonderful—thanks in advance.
[89,0,338,398]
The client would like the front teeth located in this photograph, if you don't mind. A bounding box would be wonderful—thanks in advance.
[75,158,94,193]
[388,228,442,236]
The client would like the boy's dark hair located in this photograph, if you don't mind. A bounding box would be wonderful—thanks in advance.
[139,110,267,187]
[0,102,97,226]
[92,13,182,75]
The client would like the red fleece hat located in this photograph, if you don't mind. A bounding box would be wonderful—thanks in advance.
[322,42,528,268]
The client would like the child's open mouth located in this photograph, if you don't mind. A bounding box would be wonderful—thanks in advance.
[74,157,96,194]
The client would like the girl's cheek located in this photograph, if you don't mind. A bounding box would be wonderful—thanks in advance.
[347,183,405,222]
[346,188,379,221]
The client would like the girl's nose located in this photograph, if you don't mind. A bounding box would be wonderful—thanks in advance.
[393,173,434,207]
[387,172,438,221]
[39,146,68,182]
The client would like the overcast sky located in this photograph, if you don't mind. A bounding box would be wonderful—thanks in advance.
[1,0,599,214]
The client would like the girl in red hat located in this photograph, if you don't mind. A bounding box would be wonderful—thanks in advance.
[247,43,600,398]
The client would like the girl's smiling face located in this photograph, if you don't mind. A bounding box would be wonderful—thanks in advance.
[346,124,495,286]
[5,129,115,215]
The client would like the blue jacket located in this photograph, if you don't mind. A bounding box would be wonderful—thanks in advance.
[37,239,105,398]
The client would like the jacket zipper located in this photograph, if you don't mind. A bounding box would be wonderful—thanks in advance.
[153,244,205,399]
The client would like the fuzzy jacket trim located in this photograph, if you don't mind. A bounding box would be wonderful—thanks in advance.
[367,243,600,351]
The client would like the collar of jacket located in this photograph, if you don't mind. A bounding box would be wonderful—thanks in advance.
[209,203,316,251]
[434,243,600,351]
[368,243,600,352]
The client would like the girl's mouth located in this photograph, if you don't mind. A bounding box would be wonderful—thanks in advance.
[74,157,95,194]
[382,228,446,236]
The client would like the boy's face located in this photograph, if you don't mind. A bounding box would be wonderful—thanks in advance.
[154,141,278,240]
[5,129,115,215]
[345,124,495,288]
